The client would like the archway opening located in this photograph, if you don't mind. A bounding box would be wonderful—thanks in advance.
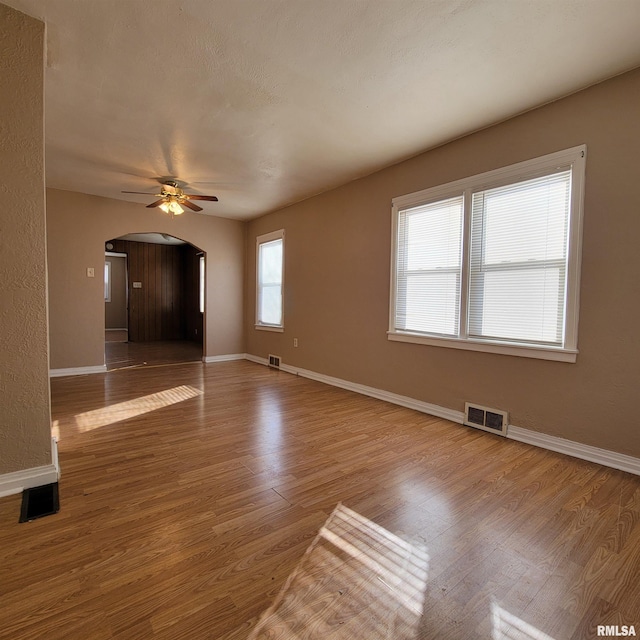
[104,233,205,370]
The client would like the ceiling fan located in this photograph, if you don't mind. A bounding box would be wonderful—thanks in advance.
[122,180,218,215]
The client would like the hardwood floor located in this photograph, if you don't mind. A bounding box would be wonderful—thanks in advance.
[105,330,128,343]
[105,339,203,370]
[0,361,638,639]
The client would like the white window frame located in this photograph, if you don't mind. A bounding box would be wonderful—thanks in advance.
[389,145,586,363]
[199,255,205,314]
[104,261,111,302]
[255,229,285,332]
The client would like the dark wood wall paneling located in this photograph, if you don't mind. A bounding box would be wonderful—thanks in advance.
[108,240,203,343]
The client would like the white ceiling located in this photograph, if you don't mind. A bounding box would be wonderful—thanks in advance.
[6,0,640,220]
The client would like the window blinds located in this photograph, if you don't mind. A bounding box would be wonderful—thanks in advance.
[258,238,283,326]
[395,196,463,336]
[469,170,571,345]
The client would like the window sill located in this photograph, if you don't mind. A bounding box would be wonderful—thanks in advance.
[387,331,577,363]
[255,324,284,333]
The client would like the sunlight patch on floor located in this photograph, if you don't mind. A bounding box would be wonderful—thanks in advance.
[249,503,429,639]
[320,505,429,616]
[492,601,556,640]
[74,385,202,432]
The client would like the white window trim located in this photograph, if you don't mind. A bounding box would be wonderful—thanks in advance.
[389,145,586,363]
[199,255,205,314]
[255,229,285,331]
[255,325,285,333]
[104,261,111,302]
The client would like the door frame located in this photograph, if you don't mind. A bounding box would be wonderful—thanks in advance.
[105,251,129,336]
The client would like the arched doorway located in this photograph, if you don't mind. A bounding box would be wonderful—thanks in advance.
[103,233,205,370]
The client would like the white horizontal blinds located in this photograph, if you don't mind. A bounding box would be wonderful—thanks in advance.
[258,238,283,325]
[396,196,463,336]
[469,169,571,345]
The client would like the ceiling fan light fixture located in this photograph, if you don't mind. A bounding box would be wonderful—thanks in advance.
[122,181,217,213]
[158,199,184,215]
[169,200,184,215]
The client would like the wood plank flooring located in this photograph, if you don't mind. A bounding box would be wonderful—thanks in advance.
[105,339,202,371]
[0,360,638,639]
[105,330,128,343]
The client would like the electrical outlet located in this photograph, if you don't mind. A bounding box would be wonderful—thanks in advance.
[87,267,95,278]
[294,338,298,347]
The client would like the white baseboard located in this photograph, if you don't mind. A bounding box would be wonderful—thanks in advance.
[245,353,269,366]
[279,362,463,423]
[203,353,246,363]
[50,365,107,378]
[0,438,60,498]
[245,354,640,476]
[507,426,640,476]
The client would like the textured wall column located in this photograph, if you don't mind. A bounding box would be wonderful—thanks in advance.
[0,4,52,474]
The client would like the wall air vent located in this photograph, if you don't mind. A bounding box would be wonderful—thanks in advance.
[268,354,281,369]
[464,402,508,436]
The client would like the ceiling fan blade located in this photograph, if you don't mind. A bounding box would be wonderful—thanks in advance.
[181,200,203,212]
[122,191,160,195]
[146,199,167,208]
[185,194,218,202]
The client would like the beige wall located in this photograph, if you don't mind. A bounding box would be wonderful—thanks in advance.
[246,67,640,458]
[0,6,52,474]
[47,189,244,369]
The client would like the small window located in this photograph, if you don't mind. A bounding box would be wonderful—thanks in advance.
[256,229,284,331]
[389,146,586,362]
[104,261,111,302]
[199,255,205,314]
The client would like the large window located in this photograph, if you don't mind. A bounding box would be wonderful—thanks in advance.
[256,229,284,331]
[390,146,586,362]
